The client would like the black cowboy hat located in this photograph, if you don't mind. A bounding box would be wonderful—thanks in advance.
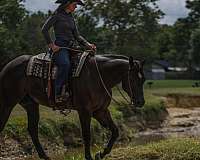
[55,0,85,6]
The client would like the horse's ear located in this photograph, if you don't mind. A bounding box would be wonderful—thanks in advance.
[129,56,134,66]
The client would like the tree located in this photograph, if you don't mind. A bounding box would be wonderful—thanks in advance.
[0,0,27,68]
[186,0,200,28]
[172,18,192,66]
[168,0,200,67]
[18,11,48,55]
[190,26,200,67]
[154,25,175,61]
[0,0,27,30]
[82,0,163,58]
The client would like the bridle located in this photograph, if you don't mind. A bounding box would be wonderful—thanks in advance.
[128,67,135,105]
[94,57,135,106]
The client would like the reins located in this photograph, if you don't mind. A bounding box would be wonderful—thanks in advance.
[94,56,133,106]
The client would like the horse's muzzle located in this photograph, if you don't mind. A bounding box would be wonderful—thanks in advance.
[131,99,145,108]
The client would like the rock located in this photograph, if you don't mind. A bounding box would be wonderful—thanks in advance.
[170,118,195,127]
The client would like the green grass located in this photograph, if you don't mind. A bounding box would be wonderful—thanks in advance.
[27,138,200,160]
[144,80,199,88]
[144,80,200,95]
[106,138,200,160]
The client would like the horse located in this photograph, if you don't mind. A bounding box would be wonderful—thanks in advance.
[0,53,145,160]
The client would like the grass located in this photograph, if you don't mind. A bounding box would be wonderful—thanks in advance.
[106,138,200,160]
[144,80,199,88]
[144,80,200,95]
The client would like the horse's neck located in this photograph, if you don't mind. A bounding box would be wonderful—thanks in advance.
[98,56,129,88]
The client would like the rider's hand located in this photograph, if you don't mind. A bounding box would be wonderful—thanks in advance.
[48,43,60,53]
[87,43,96,52]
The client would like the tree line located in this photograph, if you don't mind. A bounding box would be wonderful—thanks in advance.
[0,0,199,70]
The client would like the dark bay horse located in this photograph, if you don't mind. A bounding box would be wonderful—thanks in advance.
[0,54,145,160]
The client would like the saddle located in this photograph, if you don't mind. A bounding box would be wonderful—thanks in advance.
[26,51,91,108]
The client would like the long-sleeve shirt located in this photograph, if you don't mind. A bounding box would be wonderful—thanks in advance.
[42,10,89,47]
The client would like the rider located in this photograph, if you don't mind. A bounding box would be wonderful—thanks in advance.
[42,0,96,103]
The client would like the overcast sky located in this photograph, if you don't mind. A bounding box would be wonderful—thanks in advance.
[24,0,189,25]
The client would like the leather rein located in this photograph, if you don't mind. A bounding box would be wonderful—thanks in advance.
[94,56,134,106]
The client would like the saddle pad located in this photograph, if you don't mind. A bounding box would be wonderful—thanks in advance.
[26,51,90,79]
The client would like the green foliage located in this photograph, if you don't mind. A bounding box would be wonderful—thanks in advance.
[0,0,27,67]
[1,0,200,72]
[75,13,98,44]
[152,0,200,69]
[39,119,63,140]
[190,26,200,66]
[3,117,28,139]
[172,19,192,66]
[18,11,48,55]
[154,25,175,61]
[0,0,172,68]
[186,0,200,27]
[0,0,27,30]
[83,0,163,57]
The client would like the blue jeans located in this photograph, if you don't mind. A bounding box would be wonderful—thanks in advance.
[53,48,71,96]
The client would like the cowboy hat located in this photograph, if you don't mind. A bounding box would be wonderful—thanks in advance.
[55,0,85,6]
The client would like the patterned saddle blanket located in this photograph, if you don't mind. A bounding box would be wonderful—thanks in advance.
[26,51,90,79]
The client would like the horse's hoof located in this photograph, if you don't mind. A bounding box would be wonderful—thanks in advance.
[95,151,102,160]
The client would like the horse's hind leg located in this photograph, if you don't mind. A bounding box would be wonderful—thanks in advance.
[20,96,50,160]
[93,109,119,159]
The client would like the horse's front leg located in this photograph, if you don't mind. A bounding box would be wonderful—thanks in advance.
[93,109,119,160]
[78,110,93,160]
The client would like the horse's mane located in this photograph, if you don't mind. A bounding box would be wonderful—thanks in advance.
[100,54,129,60]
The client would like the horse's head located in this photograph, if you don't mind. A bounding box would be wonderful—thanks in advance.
[122,56,145,109]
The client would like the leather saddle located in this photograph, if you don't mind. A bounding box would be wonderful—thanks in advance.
[26,50,91,109]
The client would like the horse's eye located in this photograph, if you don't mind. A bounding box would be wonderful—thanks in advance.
[138,72,142,79]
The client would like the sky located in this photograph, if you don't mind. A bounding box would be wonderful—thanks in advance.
[24,0,189,25]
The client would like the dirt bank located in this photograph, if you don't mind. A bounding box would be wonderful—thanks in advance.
[136,94,200,142]
[164,94,200,108]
